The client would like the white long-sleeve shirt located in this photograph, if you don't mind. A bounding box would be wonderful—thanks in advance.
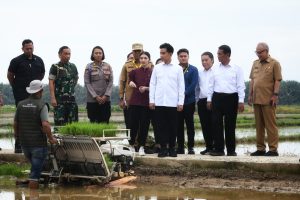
[207,62,245,103]
[196,67,214,100]
[149,62,185,107]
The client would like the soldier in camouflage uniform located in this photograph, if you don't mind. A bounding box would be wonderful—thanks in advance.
[49,46,79,126]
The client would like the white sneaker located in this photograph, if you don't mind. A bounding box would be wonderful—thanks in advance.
[139,146,145,156]
[129,145,135,153]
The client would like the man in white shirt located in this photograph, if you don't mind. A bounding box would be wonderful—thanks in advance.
[207,45,245,156]
[149,43,185,158]
[196,51,215,155]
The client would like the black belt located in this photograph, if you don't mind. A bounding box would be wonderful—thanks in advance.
[213,92,237,96]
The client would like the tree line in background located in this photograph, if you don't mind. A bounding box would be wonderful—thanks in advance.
[1,81,300,105]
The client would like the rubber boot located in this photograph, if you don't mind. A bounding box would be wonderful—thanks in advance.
[28,181,39,189]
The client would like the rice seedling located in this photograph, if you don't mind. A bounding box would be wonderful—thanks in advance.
[58,122,117,137]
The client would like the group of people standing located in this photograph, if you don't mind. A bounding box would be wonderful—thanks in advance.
[6,40,114,154]
[120,42,282,158]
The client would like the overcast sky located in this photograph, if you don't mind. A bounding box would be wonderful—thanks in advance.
[0,0,299,85]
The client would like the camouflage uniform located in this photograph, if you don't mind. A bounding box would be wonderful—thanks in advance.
[49,62,79,126]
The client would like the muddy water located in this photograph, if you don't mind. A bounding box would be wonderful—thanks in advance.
[1,184,300,200]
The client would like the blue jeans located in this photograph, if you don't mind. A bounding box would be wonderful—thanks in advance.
[22,147,48,181]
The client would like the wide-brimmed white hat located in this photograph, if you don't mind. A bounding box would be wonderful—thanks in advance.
[26,80,45,94]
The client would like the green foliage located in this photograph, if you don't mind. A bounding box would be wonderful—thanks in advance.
[0,164,30,177]
[59,122,117,137]
[0,83,120,105]
[1,81,300,105]
[103,154,114,170]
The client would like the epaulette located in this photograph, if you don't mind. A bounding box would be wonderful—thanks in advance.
[125,59,133,64]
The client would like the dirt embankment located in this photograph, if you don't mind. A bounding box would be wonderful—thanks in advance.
[133,166,300,194]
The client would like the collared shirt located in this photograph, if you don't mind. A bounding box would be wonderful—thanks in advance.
[196,67,214,99]
[149,62,185,107]
[207,62,245,103]
[182,64,198,105]
[250,56,282,105]
[128,66,152,106]
[84,62,113,103]
[8,54,45,102]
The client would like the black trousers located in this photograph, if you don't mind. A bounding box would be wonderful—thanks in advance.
[87,102,111,123]
[129,105,150,146]
[212,92,238,153]
[177,103,195,150]
[197,98,213,150]
[155,106,178,149]
[149,110,159,144]
[123,106,130,129]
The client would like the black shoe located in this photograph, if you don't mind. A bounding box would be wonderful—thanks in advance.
[265,151,279,156]
[169,149,177,157]
[250,150,266,156]
[134,146,139,153]
[158,148,168,158]
[14,149,23,154]
[144,147,154,154]
[209,150,225,156]
[188,148,195,155]
[200,149,211,155]
[153,147,160,154]
[227,151,237,156]
[176,149,185,154]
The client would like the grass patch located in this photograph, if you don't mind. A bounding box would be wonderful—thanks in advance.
[0,105,16,113]
[59,122,117,137]
[0,163,30,177]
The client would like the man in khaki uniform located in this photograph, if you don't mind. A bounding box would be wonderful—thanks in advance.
[248,42,282,156]
[119,43,144,129]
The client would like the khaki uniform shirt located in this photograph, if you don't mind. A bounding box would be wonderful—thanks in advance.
[119,59,153,103]
[84,62,113,103]
[250,56,282,105]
